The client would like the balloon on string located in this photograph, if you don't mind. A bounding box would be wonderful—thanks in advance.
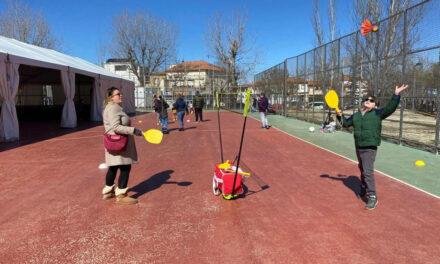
[361,19,379,36]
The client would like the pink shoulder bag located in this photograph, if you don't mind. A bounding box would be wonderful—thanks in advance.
[103,126,127,152]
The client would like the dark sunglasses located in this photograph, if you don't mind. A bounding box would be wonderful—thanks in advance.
[112,92,122,97]
[363,98,375,103]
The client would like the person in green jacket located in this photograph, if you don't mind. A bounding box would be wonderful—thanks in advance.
[336,84,408,210]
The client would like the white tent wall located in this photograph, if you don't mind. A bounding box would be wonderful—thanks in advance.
[90,75,104,122]
[0,36,135,142]
[60,68,77,128]
[0,54,20,141]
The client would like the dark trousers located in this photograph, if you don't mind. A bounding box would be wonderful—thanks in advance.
[195,108,203,121]
[106,165,131,189]
[356,148,377,196]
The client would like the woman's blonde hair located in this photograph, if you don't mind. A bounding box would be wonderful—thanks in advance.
[103,87,119,108]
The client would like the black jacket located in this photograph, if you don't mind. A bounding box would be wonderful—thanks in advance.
[157,99,169,119]
[193,95,205,109]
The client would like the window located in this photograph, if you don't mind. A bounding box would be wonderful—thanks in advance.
[42,85,54,106]
[115,65,128,71]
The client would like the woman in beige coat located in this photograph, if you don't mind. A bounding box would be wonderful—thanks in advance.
[102,87,143,205]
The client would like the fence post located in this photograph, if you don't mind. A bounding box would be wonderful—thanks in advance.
[337,39,343,115]
[435,50,440,154]
[295,56,299,119]
[352,32,358,115]
[435,93,439,154]
[312,49,316,122]
[323,44,327,123]
[399,9,408,145]
[283,60,287,116]
[303,54,308,121]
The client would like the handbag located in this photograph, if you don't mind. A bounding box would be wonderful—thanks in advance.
[103,125,128,152]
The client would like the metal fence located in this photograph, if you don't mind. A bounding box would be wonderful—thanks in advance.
[254,0,440,153]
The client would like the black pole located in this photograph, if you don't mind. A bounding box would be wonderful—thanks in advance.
[231,115,248,196]
[217,105,224,163]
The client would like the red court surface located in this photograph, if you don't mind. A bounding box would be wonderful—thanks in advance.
[1,112,439,263]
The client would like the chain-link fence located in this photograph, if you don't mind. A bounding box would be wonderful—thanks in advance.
[255,0,440,153]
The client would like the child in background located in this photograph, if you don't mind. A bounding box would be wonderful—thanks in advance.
[321,114,336,133]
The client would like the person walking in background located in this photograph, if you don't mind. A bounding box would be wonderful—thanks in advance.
[173,93,189,131]
[157,95,169,134]
[336,84,408,210]
[258,93,270,129]
[251,96,257,112]
[171,105,177,122]
[193,91,205,122]
[102,87,143,205]
[153,94,161,126]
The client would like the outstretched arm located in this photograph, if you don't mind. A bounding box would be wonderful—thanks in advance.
[395,84,409,96]
[379,84,408,119]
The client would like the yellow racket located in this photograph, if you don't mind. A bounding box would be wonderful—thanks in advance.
[143,129,163,144]
[324,89,340,112]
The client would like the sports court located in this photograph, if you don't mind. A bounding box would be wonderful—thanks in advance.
[1,111,439,263]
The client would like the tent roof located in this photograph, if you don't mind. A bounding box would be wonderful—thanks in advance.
[0,35,132,82]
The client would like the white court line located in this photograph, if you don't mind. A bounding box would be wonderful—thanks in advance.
[249,115,440,199]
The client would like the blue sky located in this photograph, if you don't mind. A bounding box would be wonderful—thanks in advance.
[0,0,358,74]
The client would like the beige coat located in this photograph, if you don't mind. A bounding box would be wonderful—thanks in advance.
[103,102,138,166]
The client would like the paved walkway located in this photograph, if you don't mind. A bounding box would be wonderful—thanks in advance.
[0,111,439,263]
[258,113,440,197]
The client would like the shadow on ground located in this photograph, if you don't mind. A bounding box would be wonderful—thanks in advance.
[320,174,362,198]
[129,169,192,198]
[167,126,197,132]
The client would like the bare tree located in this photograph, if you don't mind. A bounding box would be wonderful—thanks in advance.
[206,12,257,89]
[0,0,58,49]
[311,0,325,47]
[311,0,338,89]
[111,11,177,87]
[352,0,423,97]
[328,0,337,41]
[96,39,110,67]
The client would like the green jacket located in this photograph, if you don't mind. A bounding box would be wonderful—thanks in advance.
[193,95,205,109]
[340,94,400,147]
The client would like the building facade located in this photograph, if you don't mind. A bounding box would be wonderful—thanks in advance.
[164,61,227,96]
[103,59,141,87]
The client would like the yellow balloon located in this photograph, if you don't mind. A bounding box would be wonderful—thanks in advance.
[414,160,426,167]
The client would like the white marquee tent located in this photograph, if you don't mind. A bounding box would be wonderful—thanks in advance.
[0,36,135,142]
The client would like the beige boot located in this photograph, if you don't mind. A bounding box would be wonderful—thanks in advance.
[102,185,115,200]
[115,187,138,205]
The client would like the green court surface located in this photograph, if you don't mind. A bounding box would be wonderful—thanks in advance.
[254,113,440,197]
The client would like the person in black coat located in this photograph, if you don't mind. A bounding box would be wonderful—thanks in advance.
[258,93,270,129]
[193,91,205,122]
[157,95,169,133]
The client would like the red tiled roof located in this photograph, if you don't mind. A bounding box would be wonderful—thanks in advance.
[166,60,225,73]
